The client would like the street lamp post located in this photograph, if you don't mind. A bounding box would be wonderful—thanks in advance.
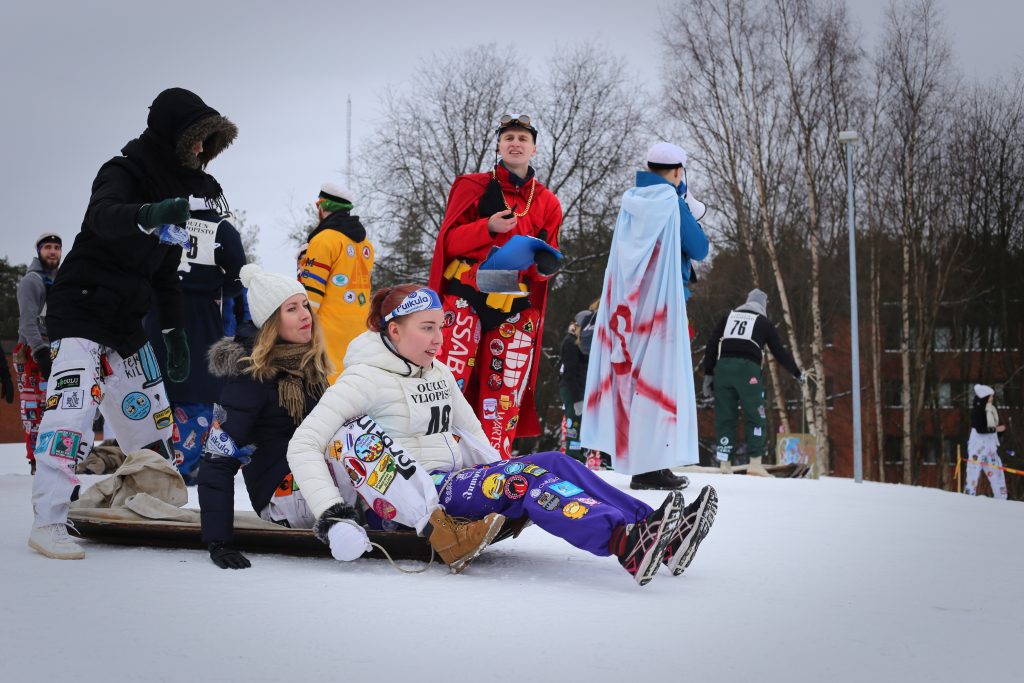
[839,130,863,484]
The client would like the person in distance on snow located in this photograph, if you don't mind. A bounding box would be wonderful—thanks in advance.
[963,384,1008,499]
[702,289,804,476]
[428,114,563,460]
[28,87,237,561]
[298,183,375,381]
[580,143,706,490]
[15,232,63,474]
[288,284,718,586]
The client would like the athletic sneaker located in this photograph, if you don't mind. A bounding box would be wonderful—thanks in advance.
[664,485,718,576]
[28,522,85,560]
[611,490,685,586]
[424,508,505,574]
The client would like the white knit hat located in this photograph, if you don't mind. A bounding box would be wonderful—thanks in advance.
[974,384,995,399]
[239,263,306,328]
[646,142,687,169]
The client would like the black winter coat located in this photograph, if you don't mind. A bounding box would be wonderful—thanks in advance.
[197,330,321,543]
[143,208,246,404]
[559,333,588,403]
[46,88,236,357]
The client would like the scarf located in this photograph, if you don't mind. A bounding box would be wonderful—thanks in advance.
[986,402,999,430]
[265,343,327,426]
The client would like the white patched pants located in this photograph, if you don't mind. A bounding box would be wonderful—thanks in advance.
[31,338,175,526]
[964,431,1008,500]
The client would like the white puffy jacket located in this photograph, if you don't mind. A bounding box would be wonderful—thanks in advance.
[287,330,498,520]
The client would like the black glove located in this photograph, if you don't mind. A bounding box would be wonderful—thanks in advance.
[33,347,52,381]
[534,249,562,276]
[137,197,190,230]
[1,371,12,404]
[163,328,190,383]
[209,542,251,569]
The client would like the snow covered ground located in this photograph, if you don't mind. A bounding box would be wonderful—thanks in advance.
[0,442,1020,683]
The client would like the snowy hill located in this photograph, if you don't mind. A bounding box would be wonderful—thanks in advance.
[0,442,1020,683]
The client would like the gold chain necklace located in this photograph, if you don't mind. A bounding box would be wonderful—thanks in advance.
[492,169,536,217]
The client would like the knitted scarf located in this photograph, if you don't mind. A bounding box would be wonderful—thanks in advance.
[265,343,327,426]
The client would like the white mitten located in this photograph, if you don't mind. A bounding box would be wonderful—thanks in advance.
[326,521,371,561]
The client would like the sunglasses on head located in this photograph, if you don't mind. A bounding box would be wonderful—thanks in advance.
[499,114,532,127]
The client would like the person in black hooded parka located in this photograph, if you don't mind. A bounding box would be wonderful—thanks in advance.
[29,88,238,561]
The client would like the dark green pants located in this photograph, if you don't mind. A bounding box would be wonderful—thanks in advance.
[713,357,767,461]
[559,385,585,463]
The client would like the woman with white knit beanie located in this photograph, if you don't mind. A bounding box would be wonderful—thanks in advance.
[964,384,1008,500]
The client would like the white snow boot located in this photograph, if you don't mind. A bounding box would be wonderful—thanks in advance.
[28,523,85,560]
[747,456,772,477]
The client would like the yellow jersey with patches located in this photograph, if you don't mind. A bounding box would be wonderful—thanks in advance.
[299,230,375,381]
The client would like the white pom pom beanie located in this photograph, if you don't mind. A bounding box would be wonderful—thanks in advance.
[239,263,306,328]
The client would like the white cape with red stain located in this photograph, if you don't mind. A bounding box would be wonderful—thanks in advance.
[579,182,698,473]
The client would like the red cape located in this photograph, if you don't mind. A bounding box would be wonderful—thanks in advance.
[429,166,562,438]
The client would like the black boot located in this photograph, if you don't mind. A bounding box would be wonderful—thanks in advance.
[629,469,689,490]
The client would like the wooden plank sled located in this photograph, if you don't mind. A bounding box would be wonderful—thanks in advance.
[68,509,523,562]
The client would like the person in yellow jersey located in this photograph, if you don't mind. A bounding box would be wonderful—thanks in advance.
[298,183,375,382]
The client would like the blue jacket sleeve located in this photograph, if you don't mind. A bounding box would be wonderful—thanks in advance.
[678,197,709,262]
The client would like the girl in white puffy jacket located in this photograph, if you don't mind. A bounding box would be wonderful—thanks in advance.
[288,284,718,585]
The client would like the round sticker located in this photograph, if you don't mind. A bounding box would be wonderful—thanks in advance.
[344,291,357,304]
[489,339,505,356]
[504,462,525,475]
[482,473,506,500]
[354,433,385,462]
[503,475,529,499]
[362,246,372,259]
[499,323,515,338]
[331,273,350,287]
[347,245,356,257]
[121,392,151,420]
[488,374,502,390]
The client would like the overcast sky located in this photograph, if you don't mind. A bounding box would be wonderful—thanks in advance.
[2,0,1021,278]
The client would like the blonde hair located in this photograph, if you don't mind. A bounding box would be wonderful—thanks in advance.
[244,306,333,382]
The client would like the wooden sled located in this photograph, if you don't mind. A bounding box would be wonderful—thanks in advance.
[68,509,525,562]
[678,463,810,478]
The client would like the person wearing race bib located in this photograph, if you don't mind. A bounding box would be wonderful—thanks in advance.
[143,200,246,484]
[428,114,563,459]
[702,289,804,476]
[28,88,237,560]
[288,284,719,586]
[298,183,374,382]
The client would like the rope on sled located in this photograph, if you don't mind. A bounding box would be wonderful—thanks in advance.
[369,542,435,574]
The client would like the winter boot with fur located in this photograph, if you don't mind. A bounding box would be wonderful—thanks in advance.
[747,456,772,477]
[424,508,505,574]
[28,522,85,560]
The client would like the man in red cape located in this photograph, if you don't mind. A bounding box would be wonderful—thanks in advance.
[428,114,562,459]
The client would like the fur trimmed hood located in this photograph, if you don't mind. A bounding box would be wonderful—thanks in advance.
[207,337,248,379]
[176,114,238,170]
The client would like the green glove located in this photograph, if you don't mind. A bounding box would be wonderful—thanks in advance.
[138,198,190,230]
[163,328,190,383]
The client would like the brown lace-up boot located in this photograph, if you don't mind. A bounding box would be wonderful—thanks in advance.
[424,508,505,573]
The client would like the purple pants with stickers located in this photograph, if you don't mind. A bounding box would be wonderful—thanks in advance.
[437,451,653,556]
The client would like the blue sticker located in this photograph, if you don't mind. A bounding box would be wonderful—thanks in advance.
[35,431,55,454]
[548,480,584,497]
[504,462,525,475]
[431,472,448,488]
[122,392,152,420]
[331,273,350,287]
